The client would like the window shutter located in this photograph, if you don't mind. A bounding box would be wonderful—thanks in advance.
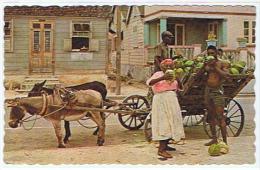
[63,38,72,51]
[4,38,11,52]
[89,39,99,52]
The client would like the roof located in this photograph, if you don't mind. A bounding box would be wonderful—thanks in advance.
[4,6,113,18]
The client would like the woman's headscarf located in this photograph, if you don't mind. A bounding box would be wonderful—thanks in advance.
[160,59,174,67]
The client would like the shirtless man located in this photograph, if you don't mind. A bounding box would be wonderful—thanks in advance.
[204,45,232,146]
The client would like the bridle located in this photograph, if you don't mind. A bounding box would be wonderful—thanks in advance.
[15,92,68,130]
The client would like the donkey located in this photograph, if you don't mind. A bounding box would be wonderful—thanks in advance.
[28,80,109,143]
[8,86,105,148]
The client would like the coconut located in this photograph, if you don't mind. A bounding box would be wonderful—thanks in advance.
[184,60,194,67]
[196,56,204,62]
[206,55,215,61]
[233,63,245,73]
[237,61,246,67]
[208,143,221,156]
[230,68,239,75]
[196,62,204,69]
[218,141,229,154]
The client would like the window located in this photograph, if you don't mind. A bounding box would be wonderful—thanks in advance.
[4,20,13,52]
[71,22,91,51]
[208,22,218,39]
[244,20,255,44]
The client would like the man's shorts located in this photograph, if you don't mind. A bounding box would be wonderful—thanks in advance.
[204,85,225,107]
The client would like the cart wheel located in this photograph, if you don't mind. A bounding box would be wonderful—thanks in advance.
[144,114,152,142]
[203,98,245,138]
[182,113,204,127]
[118,95,150,130]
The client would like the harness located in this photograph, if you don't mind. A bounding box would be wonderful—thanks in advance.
[19,92,68,130]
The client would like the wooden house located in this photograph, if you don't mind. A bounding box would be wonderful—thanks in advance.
[109,5,256,86]
[4,6,112,79]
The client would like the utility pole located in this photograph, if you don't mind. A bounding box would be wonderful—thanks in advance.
[115,6,121,95]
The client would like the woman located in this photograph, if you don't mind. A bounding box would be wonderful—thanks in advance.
[146,59,185,159]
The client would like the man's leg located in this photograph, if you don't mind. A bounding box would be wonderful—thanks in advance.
[216,106,227,144]
[205,102,218,146]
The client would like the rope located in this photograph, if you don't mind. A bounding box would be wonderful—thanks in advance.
[19,101,68,131]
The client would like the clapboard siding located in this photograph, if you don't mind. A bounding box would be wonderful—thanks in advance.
[54,17,108,73]
[4,15,109,75]
[4,18,29,73]
[120,6,145,67]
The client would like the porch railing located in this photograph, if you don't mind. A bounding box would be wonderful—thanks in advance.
[195,49,255,70]
[145,45,195,63]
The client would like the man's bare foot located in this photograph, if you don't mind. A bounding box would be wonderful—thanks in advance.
[204,139,217,146]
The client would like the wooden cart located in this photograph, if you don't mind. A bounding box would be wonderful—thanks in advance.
[143,69,254,141]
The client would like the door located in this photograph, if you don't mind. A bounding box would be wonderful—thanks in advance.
[175,24,185,45]
[29,20,54,74]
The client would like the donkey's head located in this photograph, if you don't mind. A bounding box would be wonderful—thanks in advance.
[6,98,26,128]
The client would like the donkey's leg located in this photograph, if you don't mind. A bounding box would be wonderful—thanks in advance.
[89,111,105,146]
[92,112,104,136]
[51,120,66,148]
[63,120,71,143]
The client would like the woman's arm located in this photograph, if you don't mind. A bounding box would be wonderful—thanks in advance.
[148,74,173,86]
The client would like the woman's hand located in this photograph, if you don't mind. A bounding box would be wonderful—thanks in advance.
[163,73,174,80]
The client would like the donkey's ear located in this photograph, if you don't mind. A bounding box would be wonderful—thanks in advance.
[39,80,47,86]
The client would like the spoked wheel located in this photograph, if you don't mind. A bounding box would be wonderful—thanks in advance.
[203,98,245,138]
[77,116,98,129]
[144,113,152,142]
[118,95,150,130]
[182,111,204,127]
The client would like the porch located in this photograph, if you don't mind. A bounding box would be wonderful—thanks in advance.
[144,17,227,50]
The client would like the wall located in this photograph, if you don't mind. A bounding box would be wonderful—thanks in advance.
[144,6,256,50]
[120,6,146,80]
[4,17,29,75]
[55,17,108,74]
[4,16,109,75]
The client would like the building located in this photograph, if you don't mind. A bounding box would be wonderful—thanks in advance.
[4,6,112,88]
[109,5,256,85]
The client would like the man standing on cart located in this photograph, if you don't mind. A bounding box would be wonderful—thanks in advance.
[204,45,232,146]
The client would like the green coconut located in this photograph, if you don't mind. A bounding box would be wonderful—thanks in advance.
[237,61,246,67]
[208,143,221,156]
[175,68,184,78]
[165,69,174,76]
[165,69,175,81]
[184,67,192,73]
[206,55,215,61]
[175,60,184,68]
[230,68,240,75]
[218,141,229,154]
[196,62,204,69]
[196,56,204,62]
[184,60,194,67]
[233,63,245,73]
